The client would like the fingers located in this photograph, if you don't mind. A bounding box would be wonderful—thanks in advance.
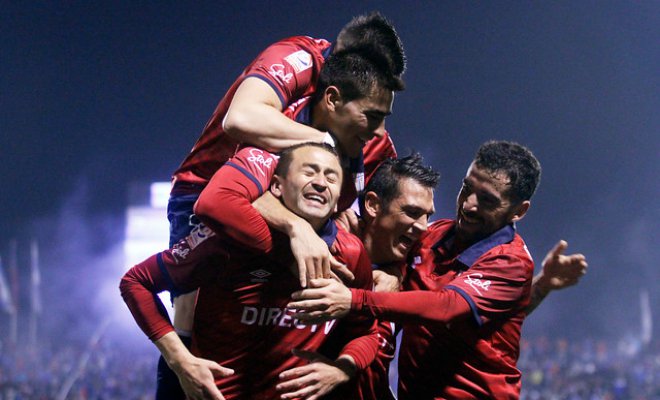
[208,361,234,378]
[330,257,354,283]
[549,240,568,258]
[293,254,308,288]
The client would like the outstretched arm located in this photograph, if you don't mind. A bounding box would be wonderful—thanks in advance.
[527,240,588,314]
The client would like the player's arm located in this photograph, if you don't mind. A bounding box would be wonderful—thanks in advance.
[155,331,233,400]
[223,77,326,152]
[527,240,588,314]
[278,245,378,399]
[194,148,275,253]
[120,249,232,400]
[289,279,472,324]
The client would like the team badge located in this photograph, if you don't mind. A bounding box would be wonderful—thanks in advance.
[284,50,312,73]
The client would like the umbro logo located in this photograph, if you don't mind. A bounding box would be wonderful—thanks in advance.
[250,269,271,282]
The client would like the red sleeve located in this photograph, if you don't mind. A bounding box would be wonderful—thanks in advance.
[244,36,330,108]
[119,254,176,342]
[363,131,397,184]
[444,249,533,325]
[329,232,380,370]
[350,249,533,327]
[119,230,228,342]
[194,147,278,253]
[350,287,472,325]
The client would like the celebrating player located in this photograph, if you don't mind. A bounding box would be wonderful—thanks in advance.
[287,141,575,399]
[121,143,381,400]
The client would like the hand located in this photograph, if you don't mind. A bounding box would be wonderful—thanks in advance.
[288,278,352,323]
[171,354,234,400]
[334,209,363,236]
[372,268,403,293]
[277,350,354,400]
[289,221,353,287]
[538,240,588,291]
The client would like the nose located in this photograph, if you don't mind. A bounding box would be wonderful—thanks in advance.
[311,177,328,192]
[372,119,386,138]
[462,193,478,212]
[413,214,429,233]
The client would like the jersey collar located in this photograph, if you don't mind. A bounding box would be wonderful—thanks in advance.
[432,223,516,269]
[318,218,339,248]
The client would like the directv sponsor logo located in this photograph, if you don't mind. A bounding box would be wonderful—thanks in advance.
[284,50,312,73]
[240,306,336,333]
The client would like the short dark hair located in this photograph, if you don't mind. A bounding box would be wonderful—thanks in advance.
[274,142,340,178]
[312,47,405,106]
[365,152,440,210]
[473,140,541,202]
[336,11,406,76]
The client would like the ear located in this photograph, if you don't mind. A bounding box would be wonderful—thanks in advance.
[270,175,284,199]
[510,200,530,223]
[363,191,382,219]
[324,86,342,112]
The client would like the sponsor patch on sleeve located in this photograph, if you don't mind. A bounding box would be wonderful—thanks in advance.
[284,50,312,73]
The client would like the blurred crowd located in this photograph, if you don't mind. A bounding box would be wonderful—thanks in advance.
[519,336,660,400]
[1,335,658,399]
[0,339,156,400]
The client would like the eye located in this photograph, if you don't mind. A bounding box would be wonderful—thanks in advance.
[326,173,339,184]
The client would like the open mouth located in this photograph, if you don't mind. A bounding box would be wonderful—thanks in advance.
[303,192,327,205]
[398,233,416,249]
[459,210,480,225]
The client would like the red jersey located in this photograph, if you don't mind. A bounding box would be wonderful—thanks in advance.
[121,146,379,399]
[349,219,534,399]
[171,35,396,198]
[172,36,332,190]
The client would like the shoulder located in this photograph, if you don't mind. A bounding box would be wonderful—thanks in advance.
[229,146,279,177]
[474,233,534,278]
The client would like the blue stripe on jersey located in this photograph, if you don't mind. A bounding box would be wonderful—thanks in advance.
[225,161,264,195]
[245,74,286,110]
[445,285,483,328]
[156,252,180,297]
[318,219,338,249]
[457,224,515,268]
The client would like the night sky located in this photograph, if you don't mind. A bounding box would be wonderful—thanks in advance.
[1,2,658,342]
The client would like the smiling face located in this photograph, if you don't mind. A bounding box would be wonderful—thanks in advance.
[328,86,394,158]
[455,162,529,247]
[364,177,435,264]
[270,146,343,230]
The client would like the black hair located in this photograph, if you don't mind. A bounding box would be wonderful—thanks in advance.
[274,142,339,177]
[336,11,406,76]
[474,140,542,202]
[365,152,440,210]
[312,46,404,106]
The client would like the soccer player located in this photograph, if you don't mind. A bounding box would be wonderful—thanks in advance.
[287,141,559,399]
[121,143,380,400]
[163,26,405,397]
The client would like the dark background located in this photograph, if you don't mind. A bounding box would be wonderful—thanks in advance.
[1,1,658,344]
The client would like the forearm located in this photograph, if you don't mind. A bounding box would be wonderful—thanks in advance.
[526,273,552,314]
[252,191,312,237]
[155,331,195,370]
[350,288,471,324]
[119,255,176,341]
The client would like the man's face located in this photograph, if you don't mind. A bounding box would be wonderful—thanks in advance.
[455,162,526,246]
[272,146,343,228]
[367,177,435,264]
[330,86,393,158]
